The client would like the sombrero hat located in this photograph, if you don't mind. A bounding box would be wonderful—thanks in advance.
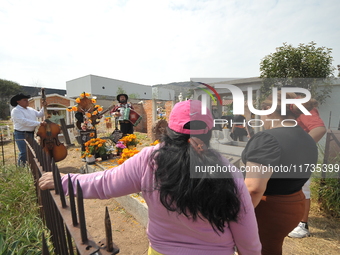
[116,94,128,102]
[10,93,31,106]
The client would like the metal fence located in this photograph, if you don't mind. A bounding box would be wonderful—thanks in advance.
[25,135,119,255]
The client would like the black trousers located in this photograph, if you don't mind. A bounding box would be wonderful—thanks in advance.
[233,127,247,141]
[120,122,134,136]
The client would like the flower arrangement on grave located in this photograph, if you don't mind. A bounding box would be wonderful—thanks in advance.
[117,147,140,165]
[67,92,104,130]
[119,134,140,148]
[115,141,126,155]
[105,116,112,129]
[81,138,108,158]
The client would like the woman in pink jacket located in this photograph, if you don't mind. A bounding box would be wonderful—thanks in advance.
[40,100,261,255]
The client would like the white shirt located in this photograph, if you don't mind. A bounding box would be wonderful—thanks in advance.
[11,105,45,131]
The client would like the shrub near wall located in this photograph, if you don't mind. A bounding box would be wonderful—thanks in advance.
[313,177,340,218]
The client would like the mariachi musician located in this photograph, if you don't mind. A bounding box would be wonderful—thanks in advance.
[10,93,47,166]
[110,94,134,136]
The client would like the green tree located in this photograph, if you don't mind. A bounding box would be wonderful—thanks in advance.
[128,93,140,99]
[0,79,22,119]
[116,86,126,96]
[259,42,336,104]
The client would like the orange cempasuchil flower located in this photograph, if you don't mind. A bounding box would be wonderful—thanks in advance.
[91,99,96,103]
[92,111,98,115]
[85,93,91,97]
[76,98,81,103]
[89,133,95,137]
[150,140,160,146]
[86,112,92,118]
[98,107,103,112]
[72,106,78,111]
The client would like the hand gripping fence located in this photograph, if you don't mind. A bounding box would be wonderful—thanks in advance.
[25,135,119,255]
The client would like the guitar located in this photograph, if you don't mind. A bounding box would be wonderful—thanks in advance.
[76,104,116,130]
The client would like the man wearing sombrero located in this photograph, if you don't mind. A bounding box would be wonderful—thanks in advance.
[10,93,46,166]
[110,93,134,136]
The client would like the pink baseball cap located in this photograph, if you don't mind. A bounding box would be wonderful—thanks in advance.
[168,100,214,135]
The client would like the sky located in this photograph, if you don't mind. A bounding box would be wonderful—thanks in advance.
[1,0,340,90]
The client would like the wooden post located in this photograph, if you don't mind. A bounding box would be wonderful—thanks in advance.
[59,118,75,146]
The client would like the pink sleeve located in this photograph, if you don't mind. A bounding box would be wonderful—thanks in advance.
[61,147,153,199]
[229,173,262,254]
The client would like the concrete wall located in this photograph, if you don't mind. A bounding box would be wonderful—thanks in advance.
[152,87,175,100]
[318,85,340,130]
[66,75,153,99]
[316,84,340,149]
[66,75,92,98]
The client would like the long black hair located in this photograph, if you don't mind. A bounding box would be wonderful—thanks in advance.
[151,121,241,234]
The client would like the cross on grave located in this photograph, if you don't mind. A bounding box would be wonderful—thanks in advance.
[59,118,75,147]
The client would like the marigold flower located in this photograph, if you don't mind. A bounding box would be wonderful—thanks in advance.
[85,93,91,97]
[92,99,96,103]
[150,140,159,146]
[89,133,95,137]
[98,107,103,112]
[86,112,92,118]
[72,106,78,111]
[75,98,81,103]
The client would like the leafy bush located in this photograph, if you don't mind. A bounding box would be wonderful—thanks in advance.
[0,165,50,253]
[312,176,340,218]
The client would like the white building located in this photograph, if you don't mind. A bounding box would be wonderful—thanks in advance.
[66,74,174,101]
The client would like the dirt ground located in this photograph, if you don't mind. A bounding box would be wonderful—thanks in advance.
[56,146,150,255]
[1,121,339,254]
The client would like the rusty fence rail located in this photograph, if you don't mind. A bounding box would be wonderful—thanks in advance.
[25,135,119,255]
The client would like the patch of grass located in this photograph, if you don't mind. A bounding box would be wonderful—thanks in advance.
[0,164,50,253]
[135,132,151,146]
[312,177,340,218]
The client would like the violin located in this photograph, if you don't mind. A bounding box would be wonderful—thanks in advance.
[37,88,68,162]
